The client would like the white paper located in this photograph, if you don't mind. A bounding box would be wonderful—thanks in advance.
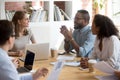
[51,61,80,67]
[57,55,75,60]
[9,56,15,60]
[93,61,115,75]
[95,75,118,80]
[47,60,65,80]
[64,61,80,66]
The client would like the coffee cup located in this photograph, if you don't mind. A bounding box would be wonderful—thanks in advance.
[88,59,97,73]
[51,48,57,58]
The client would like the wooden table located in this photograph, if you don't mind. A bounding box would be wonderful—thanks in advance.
[30,56,107,80]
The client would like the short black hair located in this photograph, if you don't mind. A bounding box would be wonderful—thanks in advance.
[77,10,90,22]
[93,14,119,39]
[0,20,14,45]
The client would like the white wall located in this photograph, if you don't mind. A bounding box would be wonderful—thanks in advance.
[50,21,74,50]
[29,22,50,43]
[29,21,74,50]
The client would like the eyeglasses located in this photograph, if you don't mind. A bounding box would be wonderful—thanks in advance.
[74,17,84,20]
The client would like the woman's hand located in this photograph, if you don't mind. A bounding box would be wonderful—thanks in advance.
[17,50,24,57]
[32,67,48,80]
[80,57,89,69]
[8,50,24,57]
[115,71,120,79]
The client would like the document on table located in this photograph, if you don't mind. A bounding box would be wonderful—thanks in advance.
[94,61,118,80]
[47,60,65,80]
[93,61,115,75]
[95,75,118,80]
[64,61,80,66]
[57,55,75,60]
[51,61,80,67]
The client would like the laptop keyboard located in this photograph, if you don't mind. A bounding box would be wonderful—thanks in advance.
[17,67,30,73]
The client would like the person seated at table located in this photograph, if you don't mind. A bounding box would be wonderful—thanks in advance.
[8,11,36,57]
[80,14,120,70]
[0,20,48,80]
[60,10,95,57]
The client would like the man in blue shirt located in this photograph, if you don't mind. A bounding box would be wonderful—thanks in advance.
[60,10,95,57]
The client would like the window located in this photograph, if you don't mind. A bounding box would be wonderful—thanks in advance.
[111,0,120,24]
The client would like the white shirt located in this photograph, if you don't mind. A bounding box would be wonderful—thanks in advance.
[0,48,32,80]
[89,35,120,70]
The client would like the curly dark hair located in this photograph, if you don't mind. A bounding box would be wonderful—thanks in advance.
[93,14,119,39]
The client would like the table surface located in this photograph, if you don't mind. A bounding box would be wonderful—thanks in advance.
[22,55,107,80]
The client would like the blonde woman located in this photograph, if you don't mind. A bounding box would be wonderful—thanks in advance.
[9,11,36,57]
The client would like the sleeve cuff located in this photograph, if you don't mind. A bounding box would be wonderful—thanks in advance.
[19,73,33,80]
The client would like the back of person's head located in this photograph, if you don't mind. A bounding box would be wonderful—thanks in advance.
[93,14,119,39]
[0,20,14,45]
[77,10,90,23]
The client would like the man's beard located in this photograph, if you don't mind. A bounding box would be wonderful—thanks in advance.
[74,24,84,29]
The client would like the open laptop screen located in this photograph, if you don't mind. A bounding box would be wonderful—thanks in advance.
[24,50,35,70]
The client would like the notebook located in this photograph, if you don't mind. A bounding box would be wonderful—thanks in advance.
[17,50,35,73]
[20,43,50,61]
[47,60,65,80]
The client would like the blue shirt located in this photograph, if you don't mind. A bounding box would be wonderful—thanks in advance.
[0,48,32,80]
[70,25,95,57]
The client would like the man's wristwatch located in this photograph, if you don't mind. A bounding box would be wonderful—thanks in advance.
[70,38,74,42]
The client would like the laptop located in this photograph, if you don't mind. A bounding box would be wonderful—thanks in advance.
[17,50,35,73]
[24,43,50,61]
